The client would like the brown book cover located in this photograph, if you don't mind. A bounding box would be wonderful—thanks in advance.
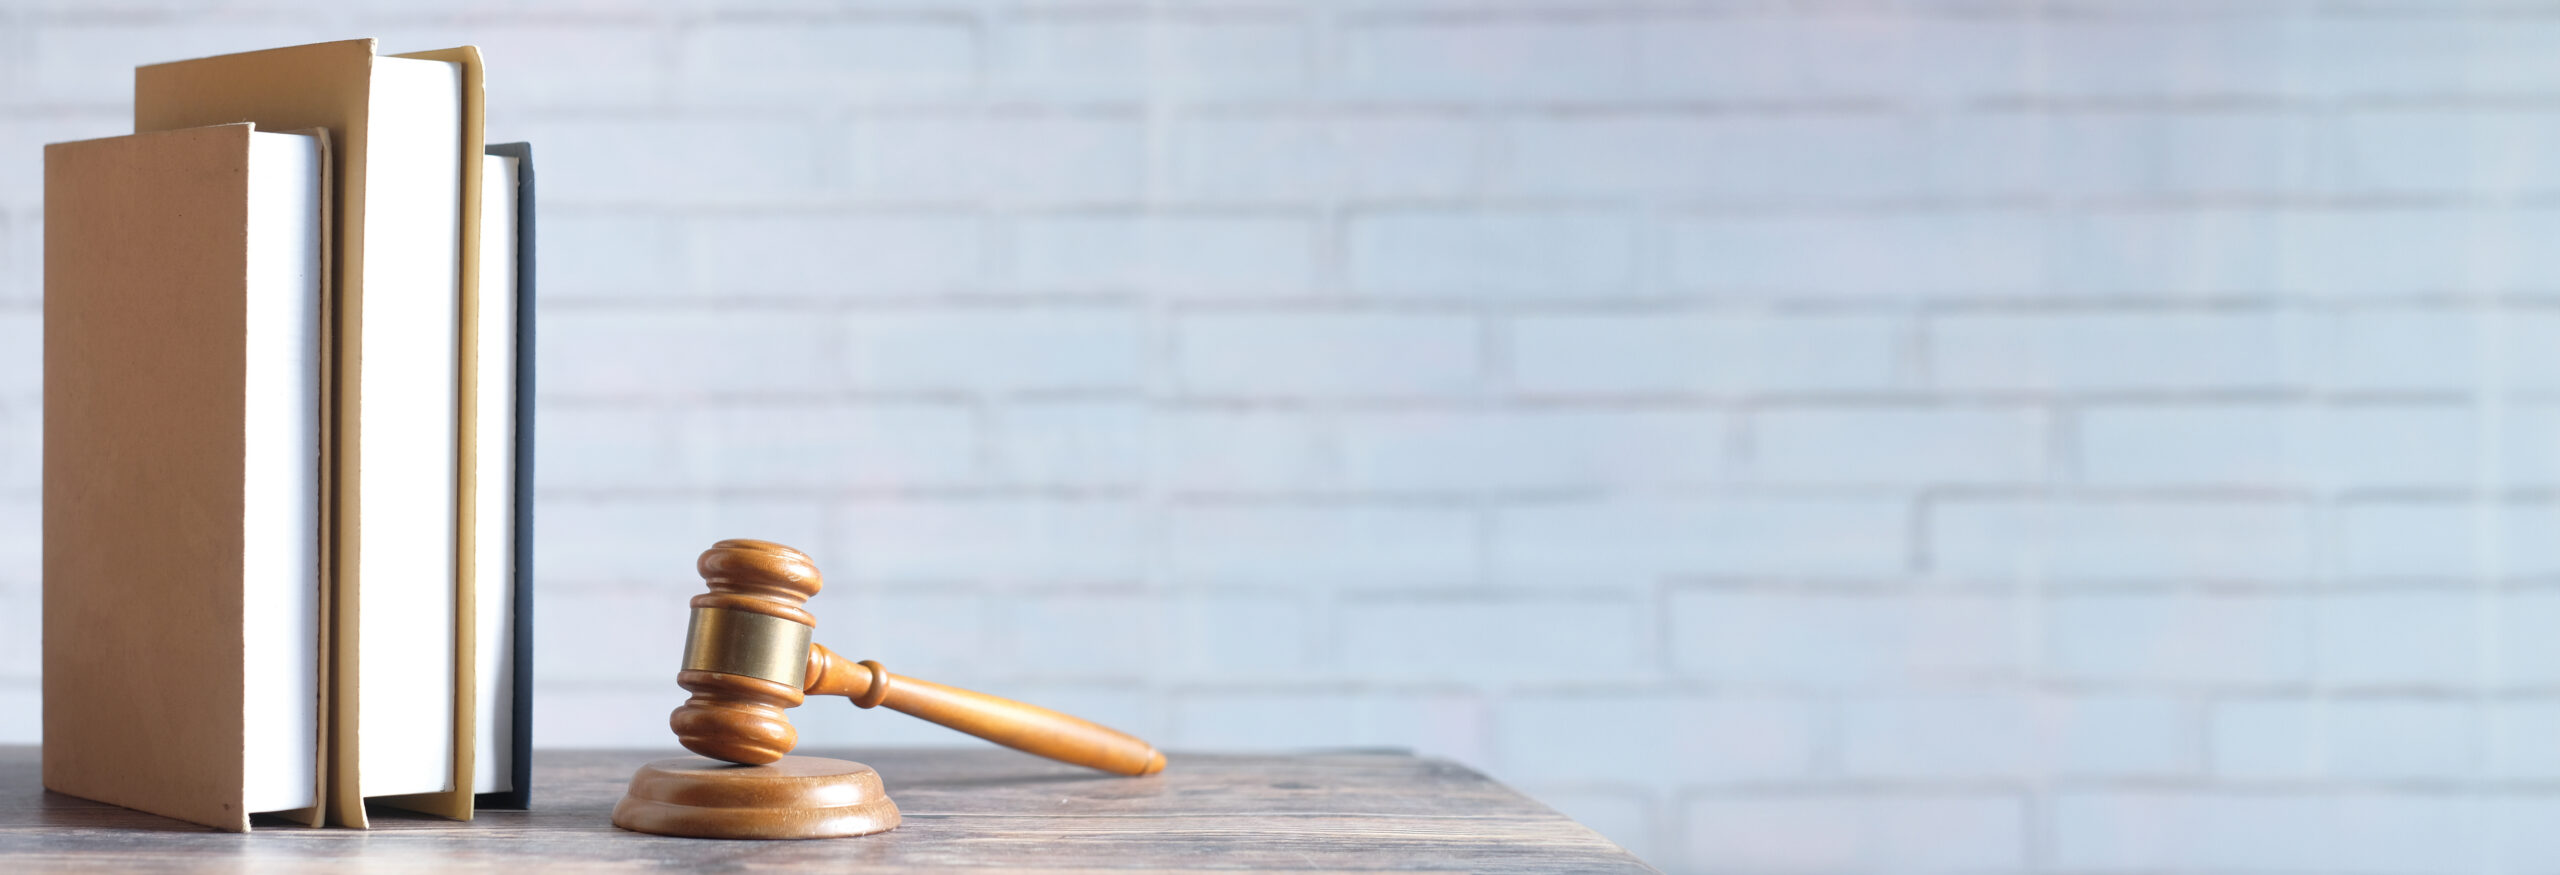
[42,122,334,833]
[134,38,488,826]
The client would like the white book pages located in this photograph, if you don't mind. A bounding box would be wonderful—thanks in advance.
[355,55,463,797]
[472,153,519,794]
[241,129,323,816]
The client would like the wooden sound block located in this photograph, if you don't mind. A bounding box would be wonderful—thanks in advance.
[611,755,901,840]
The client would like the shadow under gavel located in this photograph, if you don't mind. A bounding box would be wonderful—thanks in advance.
[668,539,1166,776]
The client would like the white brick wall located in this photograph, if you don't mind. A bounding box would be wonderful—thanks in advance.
[9,3,2560,872]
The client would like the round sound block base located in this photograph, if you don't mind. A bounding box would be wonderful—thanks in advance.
[611,755,902,840]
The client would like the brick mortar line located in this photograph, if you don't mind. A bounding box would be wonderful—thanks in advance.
[1661,576,2560,591]
[36,193,2560,214]
[41,96,2560,120]
[522,296,2560,316]
[514,483,2560,502]
[522,477,2559,500]
[529,576,2560,596]
[33,0,2560,23]
[78,187,2560,209]
[526,390,2550,407]
[1663,786,2560,809]
[526,390,2536,409]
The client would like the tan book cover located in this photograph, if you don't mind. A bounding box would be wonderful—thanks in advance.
[134,38,488,826]
[42,122,334,833]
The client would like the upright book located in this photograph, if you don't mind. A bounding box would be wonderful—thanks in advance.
[43,122,332,832]
[474,141,536,810]
[131,38,486,826]
[43,39,535,831]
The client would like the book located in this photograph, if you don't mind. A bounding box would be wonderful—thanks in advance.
[131,38,487,826]
[43,123,332,832]
[473,142,535,809]
[41,38,537,831]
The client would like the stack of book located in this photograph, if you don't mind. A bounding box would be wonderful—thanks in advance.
[40,38,535,831]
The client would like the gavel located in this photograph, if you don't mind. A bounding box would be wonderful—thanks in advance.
[668,538,1165,776]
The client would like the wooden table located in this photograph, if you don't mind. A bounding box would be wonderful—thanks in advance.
[0,746,1652,871]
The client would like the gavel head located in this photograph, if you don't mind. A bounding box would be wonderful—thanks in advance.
[668,539,822,765]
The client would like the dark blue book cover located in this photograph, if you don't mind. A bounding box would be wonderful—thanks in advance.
[479,141,534,812]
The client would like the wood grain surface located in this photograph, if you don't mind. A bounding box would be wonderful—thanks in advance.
[1,746,1655,872]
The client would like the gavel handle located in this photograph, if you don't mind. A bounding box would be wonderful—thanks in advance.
[803,644,1166,776]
